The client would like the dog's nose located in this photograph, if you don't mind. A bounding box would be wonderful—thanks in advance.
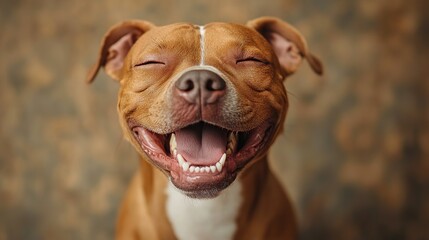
[175,70,226,104]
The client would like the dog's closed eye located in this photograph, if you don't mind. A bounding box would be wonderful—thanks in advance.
[134,60,166,67]
[236,57,269,65]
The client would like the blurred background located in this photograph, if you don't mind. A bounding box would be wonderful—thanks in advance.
[1,0,428,239]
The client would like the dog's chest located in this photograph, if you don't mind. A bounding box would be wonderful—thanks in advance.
[165,180,242,240]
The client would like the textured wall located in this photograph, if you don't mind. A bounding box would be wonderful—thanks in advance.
[1,0,428,239]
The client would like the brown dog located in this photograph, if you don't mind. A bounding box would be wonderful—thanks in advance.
[87,17,322,240]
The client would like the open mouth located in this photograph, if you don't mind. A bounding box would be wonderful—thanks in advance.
[130,121,272,198]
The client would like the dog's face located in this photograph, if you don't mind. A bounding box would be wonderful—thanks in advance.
[88,17,322,198]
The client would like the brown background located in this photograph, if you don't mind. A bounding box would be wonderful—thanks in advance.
[1,0,428,239]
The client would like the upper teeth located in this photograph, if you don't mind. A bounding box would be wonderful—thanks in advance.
[169,132,237,173]
[170,133,177,156]
[227,132,237,155]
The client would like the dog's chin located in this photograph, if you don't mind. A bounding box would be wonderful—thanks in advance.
[128,120,273,199]
[168,174,236,199]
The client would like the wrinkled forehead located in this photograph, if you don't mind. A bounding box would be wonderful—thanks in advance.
[134,22,271,53]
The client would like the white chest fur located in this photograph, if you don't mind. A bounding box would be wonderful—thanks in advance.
[165,180,242,240]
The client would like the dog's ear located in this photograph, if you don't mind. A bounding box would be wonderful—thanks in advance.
[86,20,155,83]
[247,17,323,76]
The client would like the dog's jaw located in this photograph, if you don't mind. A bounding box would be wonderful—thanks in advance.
[128,120,275,198]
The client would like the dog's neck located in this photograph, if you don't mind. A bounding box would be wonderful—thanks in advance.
[165,179,242,240]
[138,156,275,239]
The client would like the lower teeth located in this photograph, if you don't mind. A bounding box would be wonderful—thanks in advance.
[176,153,226,173]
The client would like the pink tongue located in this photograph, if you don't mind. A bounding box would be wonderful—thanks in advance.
[175,123,227,165]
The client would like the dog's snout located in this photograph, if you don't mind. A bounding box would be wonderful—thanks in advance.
[175,70,226,105]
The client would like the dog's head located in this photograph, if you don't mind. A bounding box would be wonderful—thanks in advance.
[88,17,322,198]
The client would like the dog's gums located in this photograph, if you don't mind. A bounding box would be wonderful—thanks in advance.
[130,121,272,197]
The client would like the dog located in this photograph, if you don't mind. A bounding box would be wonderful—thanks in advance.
[87,16,322,240]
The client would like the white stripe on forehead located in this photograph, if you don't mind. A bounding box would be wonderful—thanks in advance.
[199,25,205,66]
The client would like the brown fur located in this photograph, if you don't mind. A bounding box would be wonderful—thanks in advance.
[88,17,322,239]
